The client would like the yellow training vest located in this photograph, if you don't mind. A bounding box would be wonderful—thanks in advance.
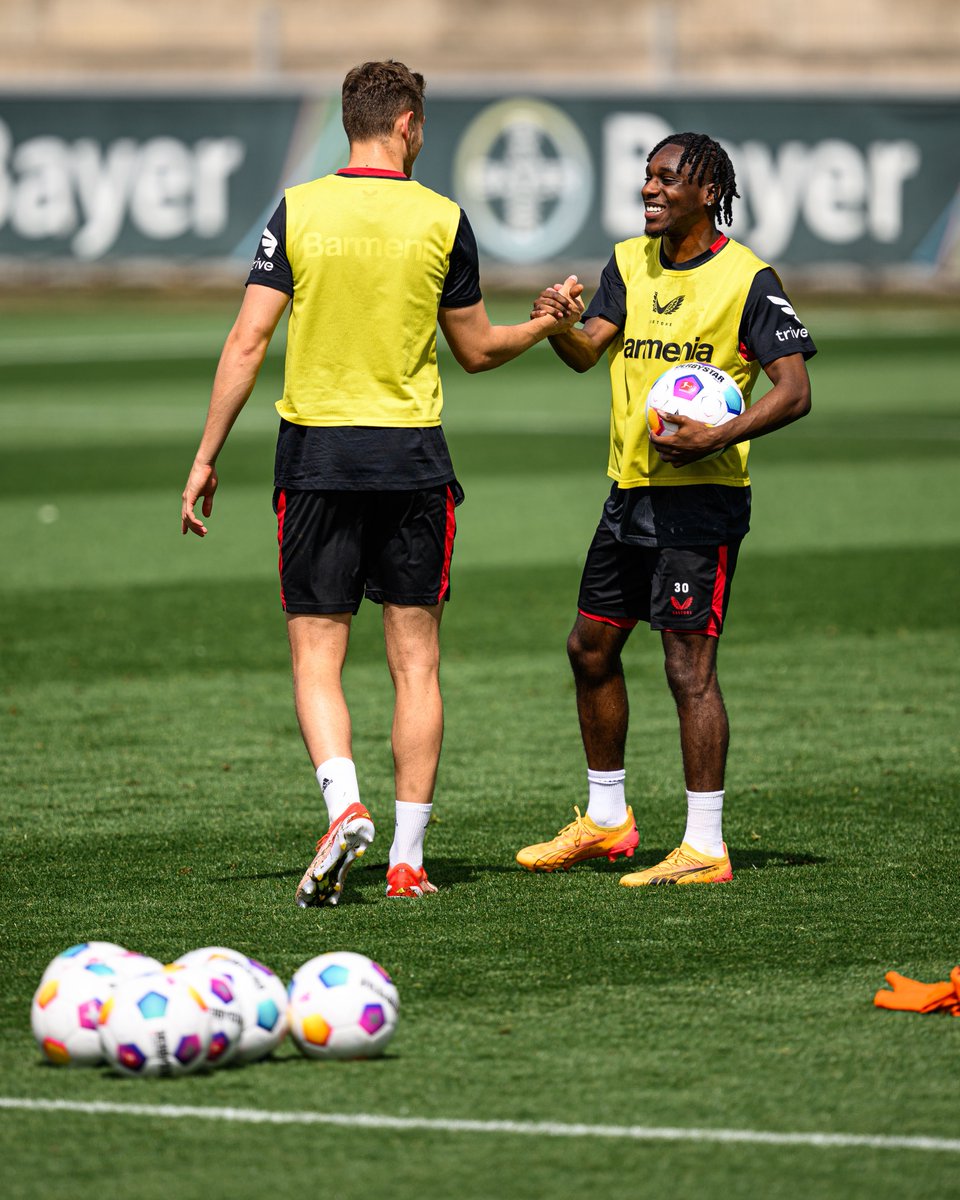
[608,236,773,488]
[276,174,462,427]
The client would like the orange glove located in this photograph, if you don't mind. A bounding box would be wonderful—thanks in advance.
[874,970,960,1014]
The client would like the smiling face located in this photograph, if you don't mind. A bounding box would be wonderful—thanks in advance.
[642,143,718,247]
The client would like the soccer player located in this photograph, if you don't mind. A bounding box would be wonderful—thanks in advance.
[181,61,582,907]
[516,132,816,885]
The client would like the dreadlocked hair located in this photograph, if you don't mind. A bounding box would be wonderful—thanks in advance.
[647,132,740,227]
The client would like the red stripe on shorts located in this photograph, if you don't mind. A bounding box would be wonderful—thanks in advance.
[437,486,456,603]
[578,609,639,630]
[706,544,729,637]
[276,489,287,610]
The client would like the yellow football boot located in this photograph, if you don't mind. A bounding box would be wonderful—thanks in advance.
[620,841,732,886]
[516,806,639,872]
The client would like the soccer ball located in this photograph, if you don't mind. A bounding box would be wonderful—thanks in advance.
[288,951,399,1060]
[40,941,126,984]
[645,363,744,438]
[40,941,127,980]
[31,948,166,1066]
[174,947,288,1063]
[159,963,247,1068]
[98,972,212,1077]
[40,943,163,986]
[31,965,118,1066]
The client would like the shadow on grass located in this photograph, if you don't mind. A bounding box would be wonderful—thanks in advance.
[728,847,826,870]
[214,848,825,899]
[217,854,506,886]
[212,856,490,907]
[615,847,825,873]
[85,1050,397,1077]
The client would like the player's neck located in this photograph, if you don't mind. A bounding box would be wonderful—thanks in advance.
[662,220,721,264]
[345,137,409,177]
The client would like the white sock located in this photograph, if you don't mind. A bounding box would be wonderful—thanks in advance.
[683,789,724,857]
[316,757,360,823]
[389,802,432,870]
[586,769,628,828]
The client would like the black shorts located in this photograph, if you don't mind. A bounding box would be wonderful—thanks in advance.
[274,483,462,614]
[577,521,741,637]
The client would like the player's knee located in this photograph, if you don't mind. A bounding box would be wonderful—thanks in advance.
[567,627,615,684]
[663,656,716,706]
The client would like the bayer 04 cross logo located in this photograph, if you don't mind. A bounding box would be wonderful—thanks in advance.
[453,98,594,263]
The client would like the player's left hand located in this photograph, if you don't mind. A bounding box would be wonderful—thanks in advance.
[649,410,725,467]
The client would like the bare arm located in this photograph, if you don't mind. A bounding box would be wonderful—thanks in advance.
[181,284,290,536]
[651,352,812,468]
[439,277,583,374]
[531,282,620,372]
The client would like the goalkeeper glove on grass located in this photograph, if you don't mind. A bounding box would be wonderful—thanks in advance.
[873,970,960,1015]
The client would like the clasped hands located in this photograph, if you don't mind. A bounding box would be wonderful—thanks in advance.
[532,275,584,332]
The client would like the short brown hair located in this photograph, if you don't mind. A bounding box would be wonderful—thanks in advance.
[341,60,425,143]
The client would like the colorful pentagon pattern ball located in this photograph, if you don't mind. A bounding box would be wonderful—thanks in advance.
[30,966,118,1066]
[288,951,399,1060]
[159,963,247,1068]
[30,941,398,1074]
[39,941,128,986]
[645,361,745,443]
[98,972,212,1077]
[40,942,165,988]
[174,946,288,1063]
[32,943,166,1066]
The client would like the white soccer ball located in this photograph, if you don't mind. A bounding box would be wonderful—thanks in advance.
[174,947,288,1063]
[98,972,212,1077]
[32,946,167,1066]
[157,963,246,1068]
[646,362,745,439]
[39,941,126,984]
[31,965,118,1066]
[40,943,163,986]
[288,951,399,1060]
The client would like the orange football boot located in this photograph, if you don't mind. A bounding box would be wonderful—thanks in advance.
[620,841,732,886]
[516,806,639,872]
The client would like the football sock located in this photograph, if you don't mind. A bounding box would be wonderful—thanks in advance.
[586,769,628,828]
[389,801,433,870]
[316,757,361,824]
[683,789,725,857]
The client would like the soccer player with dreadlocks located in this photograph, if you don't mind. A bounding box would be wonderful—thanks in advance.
[517,132,816,885]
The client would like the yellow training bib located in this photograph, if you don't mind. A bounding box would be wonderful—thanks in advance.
[607,237,772,488]
[277,175,462,428]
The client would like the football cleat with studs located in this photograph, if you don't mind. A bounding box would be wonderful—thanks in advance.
[385,863,437,899]
[515,806,639,872]
[619,841,732,887]
[296,802,375,908]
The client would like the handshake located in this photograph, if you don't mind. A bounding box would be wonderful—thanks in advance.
[531,275,585,327]
[874,966,960,1015]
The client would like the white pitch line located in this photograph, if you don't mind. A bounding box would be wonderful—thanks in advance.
[0,1098,958,1154]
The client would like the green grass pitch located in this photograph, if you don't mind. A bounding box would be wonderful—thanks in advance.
[0,292,958,1198]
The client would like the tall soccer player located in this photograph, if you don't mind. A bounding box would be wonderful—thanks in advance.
[181,61,582,907]
[517,133,816,885]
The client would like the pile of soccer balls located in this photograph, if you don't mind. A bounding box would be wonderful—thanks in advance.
[31,941,399,1076]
